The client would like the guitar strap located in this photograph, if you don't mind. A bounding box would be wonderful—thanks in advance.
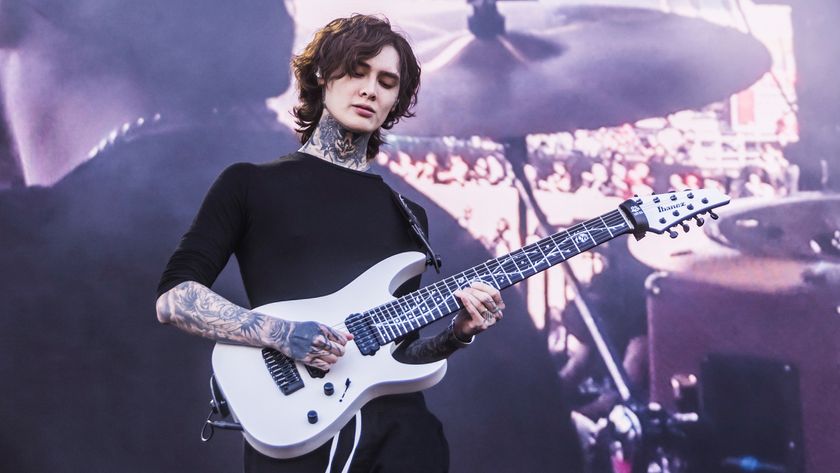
[390,191,443,274]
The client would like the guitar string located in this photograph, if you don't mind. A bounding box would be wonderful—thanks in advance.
[322,212,615,335]
[325,197,713,337]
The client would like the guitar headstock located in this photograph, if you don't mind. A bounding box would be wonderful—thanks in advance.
[620,189,731,239]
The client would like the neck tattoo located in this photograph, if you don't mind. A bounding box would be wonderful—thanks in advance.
[300,112,371,171]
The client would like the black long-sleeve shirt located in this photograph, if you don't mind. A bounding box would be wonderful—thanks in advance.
[157,151,428,307]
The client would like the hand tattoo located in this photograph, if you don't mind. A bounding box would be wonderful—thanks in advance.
[267,319,341,369]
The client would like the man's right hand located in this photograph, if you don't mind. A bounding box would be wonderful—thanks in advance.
[268,320,354,371]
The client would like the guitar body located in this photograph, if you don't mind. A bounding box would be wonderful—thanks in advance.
[211,251,447,459]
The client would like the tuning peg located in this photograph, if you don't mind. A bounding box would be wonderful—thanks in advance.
[668,228,678,239]
[709,210,719,220]
[694,216,705,227]
[680,222,690,233]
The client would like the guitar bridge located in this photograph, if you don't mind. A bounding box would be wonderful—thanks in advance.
[261,348,305,395]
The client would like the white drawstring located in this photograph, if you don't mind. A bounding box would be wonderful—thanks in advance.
[324,411,363,473]
[324,432,340,473]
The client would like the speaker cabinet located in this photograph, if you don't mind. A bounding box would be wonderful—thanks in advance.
[647,272,840,473]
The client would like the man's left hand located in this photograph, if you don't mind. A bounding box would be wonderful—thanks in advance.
[452,281,505,339]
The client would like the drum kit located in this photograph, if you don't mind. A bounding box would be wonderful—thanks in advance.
[384,1,834,472]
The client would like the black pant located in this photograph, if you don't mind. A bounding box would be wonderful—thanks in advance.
[244,392,449,473]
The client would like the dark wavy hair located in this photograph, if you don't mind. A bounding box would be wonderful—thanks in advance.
[292,15,421,160]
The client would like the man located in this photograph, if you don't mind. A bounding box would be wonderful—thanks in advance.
[156,15,505,472]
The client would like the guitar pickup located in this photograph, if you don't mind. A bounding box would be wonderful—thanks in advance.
[261,348,305,396]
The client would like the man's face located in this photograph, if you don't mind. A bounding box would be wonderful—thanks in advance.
[323,44,400,134]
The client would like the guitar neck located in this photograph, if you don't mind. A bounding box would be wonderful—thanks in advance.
[365,208,632,344]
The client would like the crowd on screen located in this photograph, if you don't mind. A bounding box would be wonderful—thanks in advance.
[379,124,797,199]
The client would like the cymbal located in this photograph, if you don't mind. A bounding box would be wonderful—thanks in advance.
[628,194,840,292]
[714,192,840,262]
[395,5,771,138]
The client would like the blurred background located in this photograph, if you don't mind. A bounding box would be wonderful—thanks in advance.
[1,0,838,472]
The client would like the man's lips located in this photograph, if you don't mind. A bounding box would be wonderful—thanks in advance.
[352,104,375,117]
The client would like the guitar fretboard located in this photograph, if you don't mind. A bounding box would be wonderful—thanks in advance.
[363,208,631,344]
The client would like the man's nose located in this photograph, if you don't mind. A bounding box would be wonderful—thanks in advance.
[359,77,377,100]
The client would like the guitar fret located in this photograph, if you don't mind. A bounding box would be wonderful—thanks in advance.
[405,297,422,328]
[479,261,496,287]
[517,245,537,275]
[490,256,517,287]
[412,286,433,327]
[395,298,413,332]
[369,308,387,343]
[393,299,412,335]
[531,240,551,269]
[466,267,483,285]
[375,305,397,341]
[442,277,462,316]
[599,214,615,238]
[367,306,387,342]
[413,287,431,324]
[434,284,450,319]
[550,233,571,263]
[417,290,433,325]
[525,243,551,272]
[506,250,525,278]
[579,221,598,247]
[581,220,605,247]
[385,302,407,339]
[564,229,581,254]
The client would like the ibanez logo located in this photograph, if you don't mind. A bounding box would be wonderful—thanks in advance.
[657,202,686,213]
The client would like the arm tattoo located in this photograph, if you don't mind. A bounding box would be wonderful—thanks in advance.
[157,282,340,367]
[394,329,462,364]
[156,281,265,346]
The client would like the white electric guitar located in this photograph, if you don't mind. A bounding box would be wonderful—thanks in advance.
[211,189,730,458]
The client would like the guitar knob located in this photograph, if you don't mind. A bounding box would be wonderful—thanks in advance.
[668,228,678,239]
[709,210,719,220]
[324,382,335,396]
[694,216,705,227]
[680,222,690,233]
[307,410,318,424]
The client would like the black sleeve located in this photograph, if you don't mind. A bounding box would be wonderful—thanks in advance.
[156,163,252,297]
